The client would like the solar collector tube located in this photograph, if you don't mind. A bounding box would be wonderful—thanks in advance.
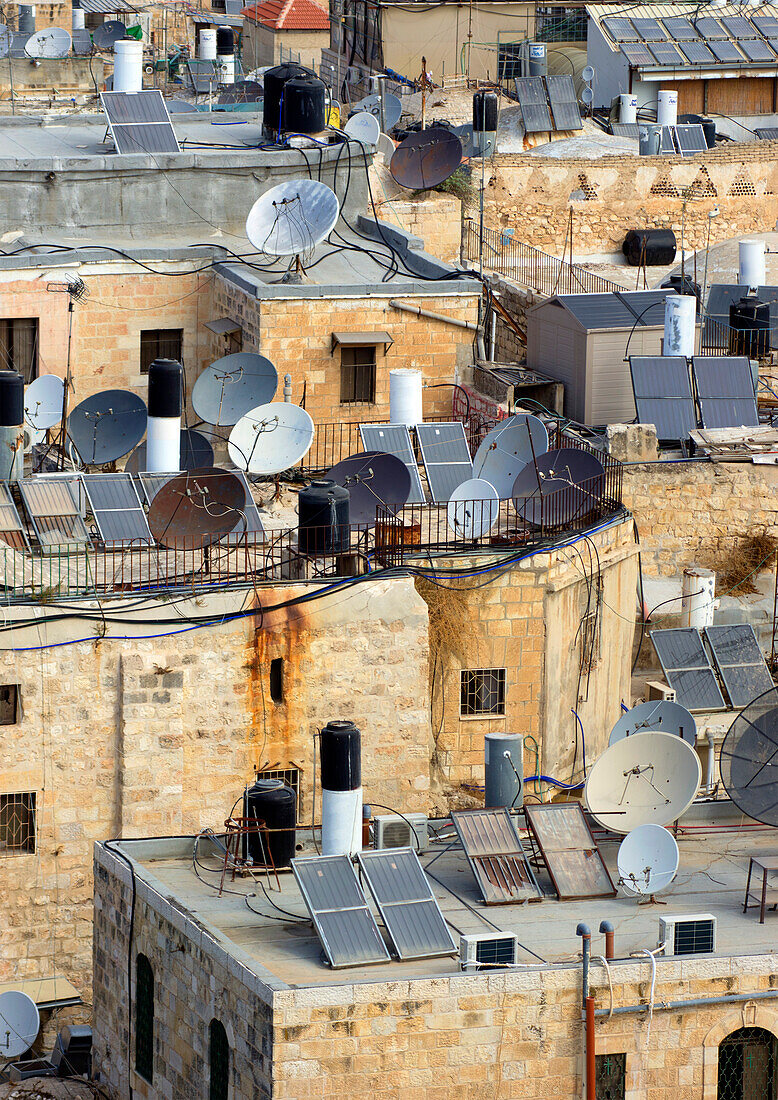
[320,721,362,857]
[0,372,24,482]
[145,359,182,473]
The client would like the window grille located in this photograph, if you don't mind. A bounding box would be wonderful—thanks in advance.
[0,319,38,383]
[595,1052,626,1100]
[340,346,376,404]
[257,766,301,815]
[135,954,154,1083]
[209,1019,229,1100]
[718,1027,778,1100]
[0,792,36,854]
[460,669,506,717]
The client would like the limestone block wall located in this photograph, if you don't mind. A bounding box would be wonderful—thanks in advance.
[381,194,463,265]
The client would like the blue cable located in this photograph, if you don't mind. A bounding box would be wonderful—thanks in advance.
[525,775,585,789]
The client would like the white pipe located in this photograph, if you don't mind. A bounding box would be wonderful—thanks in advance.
[664,295,696,357]
[706,732,716,792]
[739,239,766,289]
[321,788,362,856]
[682,566,716,629]
[389,369,423,426]
[657,90,677,127]
[389,299,478,331]
[113,39,143,93]
[146,416,181,473]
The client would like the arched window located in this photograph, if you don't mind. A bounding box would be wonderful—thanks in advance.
[209,1018,229,1100]
[135,954,154,1083]
[718,1026,778,1099]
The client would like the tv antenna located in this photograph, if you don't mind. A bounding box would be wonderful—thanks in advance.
[46,275,90,469]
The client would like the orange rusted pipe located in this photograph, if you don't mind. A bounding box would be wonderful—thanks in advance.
[585,995,596,1100]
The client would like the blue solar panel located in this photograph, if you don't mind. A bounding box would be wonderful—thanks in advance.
[692,356,759,429]
[630,356,697,440]
[360,424,425,503]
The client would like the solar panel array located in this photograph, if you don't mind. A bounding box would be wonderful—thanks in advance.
[650,628,726,712]
[756,127,778,140]
[649,41,685,65]
[100,90,179,155]
[704,625,774,707]
[82,473,153,545]
[546,74,583,131]
[629,356,697,441]
[675,123,708,156]
[601,9,778,69]
[451,808,543,905]
[709,39,745,63]
[0,484,29,552]
[680,40,716,64]
[416,422,473,503]
[631,16,666,40]
[514,76,553,133]
[691,356,759,429]
[356,849,456,960]
[359,424,425,503]
[513,75,581,133]
[19,477,91,548]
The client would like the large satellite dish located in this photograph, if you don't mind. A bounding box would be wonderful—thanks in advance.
[473,414,549,500]
[390,127,463,190]
[720,687,778,826]
[92,20,126,49]
[377,132,396,159]
[324,451,410,526]
[148,466,246,549]
[0,25,13,59]
[219,80,262,104]
[25,27,72,58]
[344,111,381,147]
[67,389,147,465]
[584,730,701,834]
[447,478,499,539]
[25,375,64,431]
[192,352,277,427]
[125,428,214,474]
[354,92,402,131]
[167,98,199,114]
[0,991,40,1057]
[609,700,697,747]
[228,402,314,475]
[617,824,679,898]
[512,447,606,527]
[245,180,340,257]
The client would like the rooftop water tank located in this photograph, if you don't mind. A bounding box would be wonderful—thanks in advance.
[298,479,350,555]
[283,75,326,135]
[263,63,313,137]
[729,295,770,358]
[245,779,297,869]
[622,228,676,267]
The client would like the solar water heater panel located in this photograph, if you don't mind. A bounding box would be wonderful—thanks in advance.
[0,483,29,552]
[693,16,727,39]
[603,16,639,40]
[629,356,697,440]
[451,808,543,905]
[650,628,726,711]
[679,41,716,64]
[357,849,456,960]
[82,472,153,544]
[704,625,774,707]
[721,15,760,38]
[739,39,776,62]
[100,90,180,155]
[692,356,759,429]
[631,17,667,40]
[19,477,91,547]
[675,123,708,155]
[662,16,700,39]
[359,424,425,503]
[524,802,616,899]
[620,42,654,65]
[546,74,582,131]
[648,41,685,65]
[415,422,473,503]
[514,76,552,132]
[709,40,746,63]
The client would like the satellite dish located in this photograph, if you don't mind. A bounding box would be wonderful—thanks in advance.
[583,65,595,82]
[124,428,214,474]
[71,27,93,55]
[377,132,396,159]
[390,127,463,190]
[609,700,697,746]
[25,27,71,58]
[354,91,402,130]
[0,25,14,59]
[512,447,606,526]
[617,824,679,898]
[245,180,340,257]
[25,375,64,431]
[473,414,549,500]
[584,731,701,834]
[167,98,199,113]
[720,687,778,826]
[92,20,127,49]
[324,451,410,525]
[218,80,262,104]
[192,352,278,427]
[67,389,147,465]
[344,111,381,147]
[228,402,314,475]
[147,466,246,549]
[581,87,594,106]
[447,478,499,539]
[0,991,40,1058]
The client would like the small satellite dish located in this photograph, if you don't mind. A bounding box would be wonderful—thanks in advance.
[324,451,410,526]
[0,25,14,60]
[0,991,40,1058]
[192,352,278,427]
[617,824,679,898]
[447,478,499,539]
[720,687,778,826]
[609,700,697,747]
[148,466,246,549]
[512,447,606,527]
[583,65,595,82]
[25,27,72,58]
[344,111,381,147]
[584,730,701,834]
[581,87,594,106]
[229,402,314,475]
[219,80,262,104]
[390,127,463,190]
[377,132,396,159]
[125,428,214,474]
[245,179,340,257]
[25,375,64,431]
[67,389,147,465]
[167,98,199,113]
[92,20,127,49]
[473,414,549,500]
[354,91,402,130]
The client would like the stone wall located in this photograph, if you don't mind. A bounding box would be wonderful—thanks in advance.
[379,194,463,266]
[489,275,539,363]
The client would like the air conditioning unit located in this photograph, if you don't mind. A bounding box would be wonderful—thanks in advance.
[373,813,428,853]
[659,913,717,956]
[460,933,519,972]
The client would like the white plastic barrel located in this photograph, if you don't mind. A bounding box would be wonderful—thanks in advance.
[657,90,678,127]
[682,567,716,629]
[389,368,423,426]
[113,39,143,93]
[199,27,217,60]
[664,294,696,356]
[739,239,766,289]
[619,94,637,124]
[72,6,85,30]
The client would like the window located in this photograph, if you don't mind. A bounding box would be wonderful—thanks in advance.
[135,954,154,1083]
[498,43,523,81]
[209,1019,229,1100]
[595,1053,626,1100]
[0,319,38,383]
[340,346,376,404]
[0,792,36,854]
[269,657,284,704]
[140,329,183,375]
[718,1027,778,1099]
[0,685,19,725]
[460,668,506,717]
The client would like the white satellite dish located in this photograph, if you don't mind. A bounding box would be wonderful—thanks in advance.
[354,91,403,130]
[447,478,499,539]
[0,991,40,1057]
[581,87,594,106]
[472,413,549,499]
[584,730,701,834]
[344,111,381,147]
[0,25,13,59]
[25,374,65,431]
[228,402,315,475]
[609,700,697,747]
[245,180,340,257]
[617,824,679,898]
[377,132,396,159]
[25,27,72,58]
[583,65,595,83]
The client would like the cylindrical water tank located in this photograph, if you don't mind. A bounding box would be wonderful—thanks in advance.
[546,46,587,98]
[320,720,362,857]
[622,228,676,266]
[664,294,696,357]
[245,778,297,869]
[473,90,498,133]
[739,239,766,288]
[657,90,678,127]
[283,75,327,135]
[113,38,143,93]
[0,372,25,483]
[619,94,637,124]
[484,732,523,809]
[528,41,547,76]
[18,6,35,34]
[263,63,313,137]
[298,479,350,555]
[72,0,85,30]
[729,296,770,358]
[389,368,423,426]
[146,358,182,473]
[198,27,217,60]
[216,26,233,54]
[639,123,661,156]
[682,567,715,629]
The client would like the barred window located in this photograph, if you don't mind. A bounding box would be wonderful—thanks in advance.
[209,1019,229,1100]
[718,1027,778,1100]
[340,346,376,404]
[140,329,183,375]
[595,1053,626,1100]
[0,685,19,725]
[135,954,154,1083]
[460,668,506,717]
[269,657,284,704]
[0,792,36,854]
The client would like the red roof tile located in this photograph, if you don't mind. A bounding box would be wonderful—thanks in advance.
[242,0,329,31]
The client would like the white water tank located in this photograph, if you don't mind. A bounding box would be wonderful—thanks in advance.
[389,368,423,426]
[664,294,696,356]
[528,41,547,76]
[619,94,637,124]
[198,27,217,60]
[113,39,143,93]
[739,239,766,289]
[682,567,716,629]
[657,90,678,127]
[72,2,85,30]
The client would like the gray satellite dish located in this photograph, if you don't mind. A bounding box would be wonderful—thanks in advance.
[377,132,396,159]
[92,20,126,49]
[720,687,778,826]
[583,65,595,82]
[0,25,13,59]
[581,87,594,106]
[355,91,402,130]
[617,823,679,898]
[0,991,40,1058]
[67,389,147,465]
[512,447,606,526]
[344,111,381,147]
[25,27,71,58]
[192,352,278,427]
[125,428,214,474]
[25,375,64,431]
[228,402,314,475]
[167,98,199,113]
[473,414,549,500]
[245,180,340,257]
[447,478,499,539]
[609,701,697,746]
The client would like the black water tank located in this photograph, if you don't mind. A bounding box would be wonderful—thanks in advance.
[729,295,770,357]
[622,228,677,266]
[320,720,361,792]
[216,26,233,54]
[473,91,498,132]
[678,112,716,148]
[661,274,701,308]
[245,779,297,869]
[0,372,24,426]
[263,63,313,136]
[298,479,350,555]
[283,75,327,134]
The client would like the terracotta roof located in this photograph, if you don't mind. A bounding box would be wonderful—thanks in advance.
[242,0,329,31]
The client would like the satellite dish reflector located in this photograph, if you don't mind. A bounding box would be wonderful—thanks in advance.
[447,478,499,539]
[377,132,396,159]
[390,127,463,190]
[581,87,594,106]
[355,91,402,130]
[228,402,314,475]
[192,352,278,427]
[67,389,147,465]
[344,110,381,146]
[585,731,701,834]
[720,687,778,826]
[609,700,697,746]
[0,991,40,1057]
[245,179,340,257]
[125,428,214,474]
[148,466,246,549]
[617,824,679,898]
[583,65,595,82]
[473,413,549,500]
[25,27,71,57]
[92,20,127,49]
[512,447,606,526]
[167,98,199,113]
[218,80,262,104]
[324,451,410,526]
[0,25,13,59]
[25,375,64,431]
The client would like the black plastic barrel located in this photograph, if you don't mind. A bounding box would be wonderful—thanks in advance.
[216,26,233,54]
[661,274,701,309]
[147,358,182,418]
[263,63,313,136]
[298,479,350,555]
[245,779,296,869]
[622,228,677,266]
[473,90,498,133]
[320,720,361,792]
[678,112,716,148]
[729,296,770,357]
[0,371,24,427]
[283,75,326,134]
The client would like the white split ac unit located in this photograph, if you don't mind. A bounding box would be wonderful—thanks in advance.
[659,913,717,956]
[460,932,519,972]
[373,813,429,853]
